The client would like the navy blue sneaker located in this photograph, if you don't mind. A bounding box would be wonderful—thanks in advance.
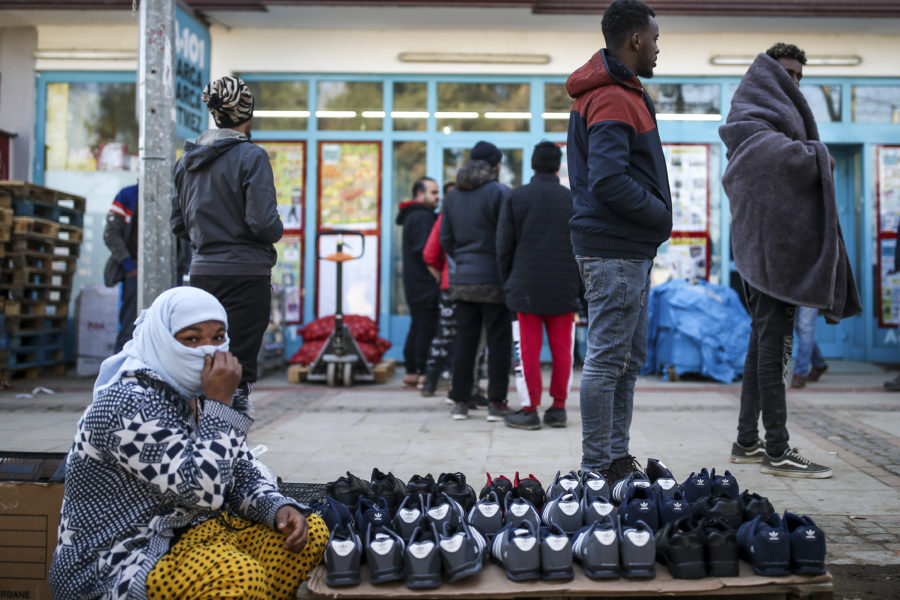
[645,457,679,498]
[701,517,739,577]
[784,512,827,575]
[619,484,659,532]
[324,524,363,587]
[366,525,405,584]
[680,467,711,505]
[658,489,692,528]
[572,517,620,579]
[546,469,582,500]
[582,493,618,526]
[504,492,541,529]
[611,470,652,505]
[541,492,583,535]
[618,517,656,578]
[355,496,393,536]
[393,494,426,542]
[539,524,574,581]
[737,513,790,576]
[580,470,611,501]
[490,520,542,581]
[655,517,706,579]
[425,492,465,531]
[438,519,486,583]
[309,496,354,533]
[710,468,740,500]
[404,523,442,589]
[467,491,503,541]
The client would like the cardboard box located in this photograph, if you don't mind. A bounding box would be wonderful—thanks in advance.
[0,452,66,600]
[75,284,119,376]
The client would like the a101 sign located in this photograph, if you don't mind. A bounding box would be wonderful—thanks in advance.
[175,6,210,140]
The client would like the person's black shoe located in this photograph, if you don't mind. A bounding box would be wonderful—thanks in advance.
[505,409,540,430]
[420,370,439,397]
[610,454,642,482]
[885,374,900,391]
[543,406,567,428]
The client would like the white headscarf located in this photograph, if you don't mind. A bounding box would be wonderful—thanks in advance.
[94,286,229,400]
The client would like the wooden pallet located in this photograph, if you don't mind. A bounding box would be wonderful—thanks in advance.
[4,315,67,336]
[13,216,59,239]
[0,267,73,289]
[286,359,397,384]
[4,299,69,318]
[12,198,84,228]
[0,362,67,383]
[7,251,77,273]
[1,285,69,303]
[0,206,11,226]
[0,180,86,212]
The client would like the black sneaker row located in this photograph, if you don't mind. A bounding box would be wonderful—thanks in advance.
[325,469,477,515]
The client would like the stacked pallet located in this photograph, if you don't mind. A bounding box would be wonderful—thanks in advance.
[0,181,85,382]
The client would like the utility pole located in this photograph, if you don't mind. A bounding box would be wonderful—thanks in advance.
[137,0,177,309]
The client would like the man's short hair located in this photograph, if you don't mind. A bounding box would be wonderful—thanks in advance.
[531,141,562,174]
[411,176,435,199]
[443,181,455,195]
[765,43,807,65]
[602,0,656,50]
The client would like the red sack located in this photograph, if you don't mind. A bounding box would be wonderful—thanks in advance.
[288,339,325,365]
[297,314,380,343]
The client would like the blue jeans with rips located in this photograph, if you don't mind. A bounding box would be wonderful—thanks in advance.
[793,306,826,377]
[576,256,652,473]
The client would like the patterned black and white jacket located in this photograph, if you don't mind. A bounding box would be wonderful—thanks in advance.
[49,370,299,600]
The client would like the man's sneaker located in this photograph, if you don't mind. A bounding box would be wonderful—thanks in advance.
[710,468,740,500]
[513,472,546,511]
[355,496,393,536]
[309,496,354,533]
[490,521,542,581]
[370,468,407,512]
[619,484,659,532]
[737,513,790,576]
[468,392,489,408]
[539,524,574,581]
[438,519,487,583]
[655,517,706,579]
[701,517,739,577]
[546,469,582,500]
[657,489,692,528]
[451,401,469,420]
[679,467,711,504]
[504,493,541,529]
[693,493,743,531]
[618,517,656,578]
[404,523,442,589]
[479,472,514,500]
[784,512,827,575]
[324,524,363,587]
[582,494,618,526]
[504,408,540,430]
[426,492,465,531]
[541,492,583,535]
[394,494,427,541]
[731,438,766,463]
[645,458,679,498]
[760,448,833,479]
[580,470,611,502]
[420,371,439,398]
[611,471,652,505]
[406,473,438,497]
[326,471,372,513]
[437,472,477,512]
[610,454,643,482]
[486,401,509,422]
[739,490,776,523]
[572,517,620,579]
[467,491,504,541]
[543,406,567,428]
[806,363,828,382]
[366,525,405,584]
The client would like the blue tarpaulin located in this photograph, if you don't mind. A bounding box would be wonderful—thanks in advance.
[643,279,751,383]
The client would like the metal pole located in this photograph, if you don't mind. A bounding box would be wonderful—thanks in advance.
[137,0,176,309]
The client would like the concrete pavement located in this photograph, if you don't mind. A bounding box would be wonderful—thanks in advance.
[2,360,898,567]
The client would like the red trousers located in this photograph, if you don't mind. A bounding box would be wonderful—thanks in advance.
[514,312,575,408]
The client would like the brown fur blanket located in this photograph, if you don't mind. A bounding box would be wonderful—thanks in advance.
[719,53,861,323]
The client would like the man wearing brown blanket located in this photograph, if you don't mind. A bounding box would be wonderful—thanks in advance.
[720,43,861,479]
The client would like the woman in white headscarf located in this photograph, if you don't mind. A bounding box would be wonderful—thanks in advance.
[49,287,327,600]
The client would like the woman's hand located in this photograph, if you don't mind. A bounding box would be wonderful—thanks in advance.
[200,351,242,404]
[276,506,309,553]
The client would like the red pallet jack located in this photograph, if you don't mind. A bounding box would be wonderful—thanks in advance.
[306,230,376,386]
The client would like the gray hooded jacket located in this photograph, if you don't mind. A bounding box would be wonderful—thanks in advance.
[171,129,283,275]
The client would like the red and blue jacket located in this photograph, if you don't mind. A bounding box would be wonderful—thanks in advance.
[566,49,672,259]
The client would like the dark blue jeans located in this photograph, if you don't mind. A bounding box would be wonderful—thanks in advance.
[115,275,138,353]
[577,257,652,472]
[793,306,826,376]
[738,281,794,456]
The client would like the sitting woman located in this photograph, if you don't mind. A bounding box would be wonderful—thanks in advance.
[49,286,327,600]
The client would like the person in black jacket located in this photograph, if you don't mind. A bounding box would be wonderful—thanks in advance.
[497,142,581,430]
[171,76,283,410]
[440,141,512,421]
[396,176,441,387]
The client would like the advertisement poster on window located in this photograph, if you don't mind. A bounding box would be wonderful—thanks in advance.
[653,237,709,285]
[318,142,381,230]
[273,236,303,323]
[877,145,900,327]
[878,145,900,234]
[259,141,305,232]
[664,144,709,233]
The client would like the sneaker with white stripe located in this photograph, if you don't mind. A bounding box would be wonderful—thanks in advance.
[760,448,832,479]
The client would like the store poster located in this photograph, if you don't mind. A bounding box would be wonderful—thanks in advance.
[317,234,378,321]
[877,146,900,327]
[664,144,709,233]
[318,142,380,230]
[653,237,709,285]
[878,146,900,234]
[273,236,303,323]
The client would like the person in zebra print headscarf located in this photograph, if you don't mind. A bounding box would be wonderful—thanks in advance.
[202,75,255,128]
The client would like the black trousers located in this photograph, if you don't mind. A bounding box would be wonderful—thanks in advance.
[404,303,439,374]
[450,301,511,405]
[737,280,795,456]
[190,274,272,385]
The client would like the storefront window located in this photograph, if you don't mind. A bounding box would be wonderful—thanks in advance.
[645,84,720,121]
[443,146,523,189]
[802,85,842,123]
[852,86,900,123]
[317,81,383,130]
[393,82,428,131]
[437,82,530,133]
[45,81,138,171]
[391,141,428,314]
[246,80,309,131]
[544,83,571,133]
